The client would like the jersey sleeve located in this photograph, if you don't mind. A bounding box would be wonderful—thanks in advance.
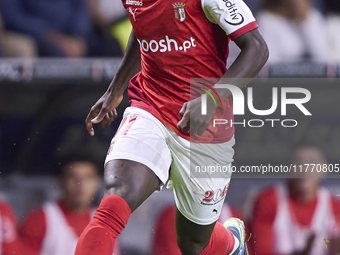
[201,0,258,40]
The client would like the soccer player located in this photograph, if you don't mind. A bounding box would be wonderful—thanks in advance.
[76,0,268,254]
[20,152,120,255]
[251,145,340,255]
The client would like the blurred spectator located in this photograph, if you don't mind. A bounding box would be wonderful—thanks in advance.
[87,0,128,55]
[20,151,120,255]
[251,145,340,255]
[152,204,245,255]
[0,12,37,57]
[88,0,127,26]
[0,0,90,58]
[257,0,331,63]
[0,200,35,255]
[325,0,340,61]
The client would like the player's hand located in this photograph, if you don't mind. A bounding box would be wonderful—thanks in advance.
[85,93,123,136]
[177,94,217,136]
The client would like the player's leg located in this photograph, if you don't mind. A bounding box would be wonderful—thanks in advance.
[104,159,161,211]
[172,176,239,255]
[167,133,246,255]
[175,209,214,254]
[75,107,172,255]
[176,209,248,255]
[176,209,238,255]
[75,159,161,255]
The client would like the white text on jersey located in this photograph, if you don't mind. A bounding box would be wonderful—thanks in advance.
[137,36,196,53]
[126,0,143,6]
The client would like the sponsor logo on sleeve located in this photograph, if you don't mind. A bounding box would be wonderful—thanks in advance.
[222,0,245,26]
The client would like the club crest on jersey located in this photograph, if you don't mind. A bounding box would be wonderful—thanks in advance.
[172,2,186,22]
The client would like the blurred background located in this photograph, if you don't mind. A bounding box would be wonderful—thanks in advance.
[0,0,340,254]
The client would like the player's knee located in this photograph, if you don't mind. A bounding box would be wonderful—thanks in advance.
[105,179,130,199]
[103,161,141,211]
[103,159,161,212]
[177,236,207,255]
[104,173,134,207]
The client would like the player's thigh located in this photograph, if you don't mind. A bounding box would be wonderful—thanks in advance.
[104,159,161,212]
[104,107,172,212]
[175,208,215,254]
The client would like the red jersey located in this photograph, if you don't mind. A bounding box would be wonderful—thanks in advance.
[124,0,258,142]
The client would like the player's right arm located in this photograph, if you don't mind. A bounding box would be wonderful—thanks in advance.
[85,31,141,136]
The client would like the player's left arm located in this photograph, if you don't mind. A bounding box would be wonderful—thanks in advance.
[216,29,268,93]
[178,0,268,135]
[202,0,269,86]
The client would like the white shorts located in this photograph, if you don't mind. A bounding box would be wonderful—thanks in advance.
[105,107,235,225]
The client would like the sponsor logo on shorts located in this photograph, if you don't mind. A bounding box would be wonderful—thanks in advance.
[201,184,229,205]
[137,36,196,53]
[222,0,245,26]
[126,0,143,6]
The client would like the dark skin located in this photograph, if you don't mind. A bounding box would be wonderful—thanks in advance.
[85,29,268,255]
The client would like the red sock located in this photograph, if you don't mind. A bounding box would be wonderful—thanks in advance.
[75,195,131,255]
[199,222,235,255]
